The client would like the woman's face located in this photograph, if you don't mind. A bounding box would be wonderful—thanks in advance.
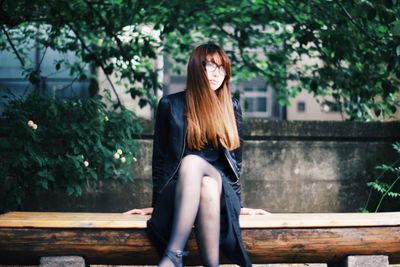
[205,54,226,91]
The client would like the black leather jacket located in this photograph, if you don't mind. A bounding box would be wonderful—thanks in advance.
[151,91,244,207]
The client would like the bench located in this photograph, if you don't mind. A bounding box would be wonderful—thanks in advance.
[0,211,399,267]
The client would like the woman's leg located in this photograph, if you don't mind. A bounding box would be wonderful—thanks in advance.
[194,175,222,267]
[158,154,222,267]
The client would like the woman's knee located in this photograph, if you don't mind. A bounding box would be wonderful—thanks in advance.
[178,154,204,179]
[200,176,221,201]
[178,155,222,190]
[179,154,204,171]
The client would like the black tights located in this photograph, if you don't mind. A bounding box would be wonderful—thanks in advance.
[158,154,222,267]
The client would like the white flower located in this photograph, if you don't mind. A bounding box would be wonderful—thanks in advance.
[104,116,109,122]
[117,149,123,155]
[32,124,38,130]
[132,157,137,162]
[113,153,120,159]
[120,157,126,163]
[83,161,89,167]
[27,120,34,127]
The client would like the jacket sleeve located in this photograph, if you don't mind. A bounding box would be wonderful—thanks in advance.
[151,97,170,207]
[232,97,244,208]
[233,98,243,175]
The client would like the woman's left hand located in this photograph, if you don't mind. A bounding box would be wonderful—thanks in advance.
[123,207,153,215]
[240,207,270,215]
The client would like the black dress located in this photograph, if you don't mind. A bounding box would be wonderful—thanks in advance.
[147,142,252,267]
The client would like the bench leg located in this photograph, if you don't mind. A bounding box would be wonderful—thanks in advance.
[328,255,389,267]
[40,256,87,267]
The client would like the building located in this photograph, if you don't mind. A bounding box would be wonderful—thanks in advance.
[0,44,90,115]
[0,36,358,122]
[162,55,342,121]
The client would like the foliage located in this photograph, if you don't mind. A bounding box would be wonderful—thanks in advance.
[158,0,400,120]
[0,0,399,120]
[0,91,141,209]
[362,142,400,212]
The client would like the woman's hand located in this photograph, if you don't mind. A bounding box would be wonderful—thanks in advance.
[240,207,270,215]
[123,207,153,215]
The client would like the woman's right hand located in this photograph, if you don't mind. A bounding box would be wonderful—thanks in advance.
[123,207,153,215]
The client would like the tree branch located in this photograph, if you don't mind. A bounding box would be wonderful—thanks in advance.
[1,24,25,67]
[82,0,160,105]
[81,0,142,78]
[334,0,385,46]
[68,24,122,107]
[43,0,122,107]
[82,0,126,54]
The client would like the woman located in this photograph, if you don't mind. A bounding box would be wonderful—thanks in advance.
[125,43,268,267]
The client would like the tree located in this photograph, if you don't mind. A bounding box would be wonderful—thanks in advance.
[1,0,399,120]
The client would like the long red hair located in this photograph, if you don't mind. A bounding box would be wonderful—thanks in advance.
[185,43,240,151]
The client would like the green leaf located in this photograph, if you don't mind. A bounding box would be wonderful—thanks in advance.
[138,98,148,108]
[375,164,393,172]
[89,169,98,180]
[75,184,83,196]
[392,143,400,153]
[376,25,387,34]
[37,169,47,177]
[67,186,74,196]
[388,191,400,198]
[39,179,48,190]
[391,20,400,36]
[103,64,114,75]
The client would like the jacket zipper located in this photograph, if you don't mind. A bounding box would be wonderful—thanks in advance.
[223,149,239,183]
[159,130,187,193]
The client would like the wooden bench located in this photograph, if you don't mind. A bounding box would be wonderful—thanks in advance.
[0,211,399,266]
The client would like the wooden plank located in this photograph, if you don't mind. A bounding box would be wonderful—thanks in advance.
[240,212,400,228]
[0,212,148,228]
[1,212,400,229]
[1,212,399,265]
[0,226,399,265]
[242,227,400,264]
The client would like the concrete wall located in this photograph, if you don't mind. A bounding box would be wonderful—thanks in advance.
[241,120,399,212]
[1,120,399,213]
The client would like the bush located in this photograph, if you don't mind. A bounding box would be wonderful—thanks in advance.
[362,142,400,212]
[0,91,142,210]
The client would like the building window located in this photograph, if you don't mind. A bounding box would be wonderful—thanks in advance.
[242,85,271,118]
[297,101,306,112]
[245,97,267,112]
